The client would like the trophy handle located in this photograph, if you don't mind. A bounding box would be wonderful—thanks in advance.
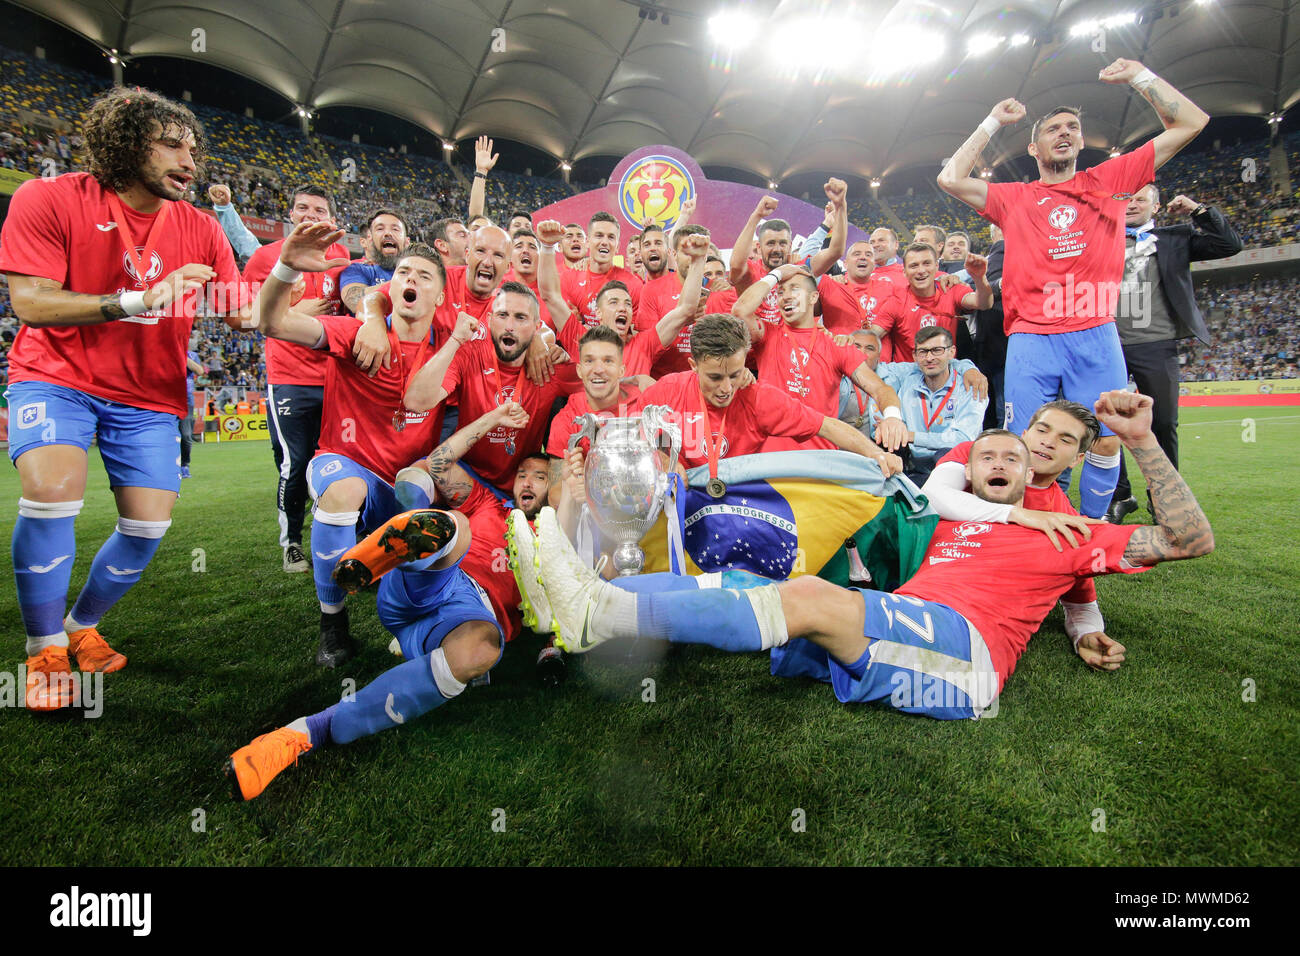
[640,404,681,471]
[567,413,602,454]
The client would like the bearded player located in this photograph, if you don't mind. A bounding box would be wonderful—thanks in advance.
[517,389,1212,718]
[224,404,552,801]
[2,86,249,710]
[938,57,1209,517]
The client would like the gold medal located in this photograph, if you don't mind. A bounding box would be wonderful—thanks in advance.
[706,477,727,499]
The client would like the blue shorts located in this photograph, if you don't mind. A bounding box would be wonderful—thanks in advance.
[773,589,999,720]
[1004,324,1126,436]
[377,558,505,662]
[5,381,182,492]
[306,453,402,534]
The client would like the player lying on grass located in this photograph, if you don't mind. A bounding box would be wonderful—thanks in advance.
[510,390,1213,719]
[921,398,1125,672]
[224,402,550,801]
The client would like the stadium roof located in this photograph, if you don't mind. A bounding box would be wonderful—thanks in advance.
[14,0,1299,179]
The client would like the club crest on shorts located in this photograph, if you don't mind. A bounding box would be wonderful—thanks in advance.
[17,402,46,428]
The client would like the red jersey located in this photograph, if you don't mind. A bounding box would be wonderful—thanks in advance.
[641,371,823,468]
[937,440,1098,604]
[817,274,895,335]
[744,259,783,326]
[752,323,862,451]
[315,316,444,483]
[896,520,1145,688]
[873,282,974,362]
[381,266,496,349]
[441,338,579,492]
[244,238,348,387]
[0,172,248,417]
[560,265,643,330]
[457,482,524,642]
[557,319,663,378]
[648,287,736,379]
[980,141,1155,335]
[635,272,683,332]
[545,385,644,457]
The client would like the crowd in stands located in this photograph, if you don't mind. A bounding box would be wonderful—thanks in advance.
[1,41,1299,393]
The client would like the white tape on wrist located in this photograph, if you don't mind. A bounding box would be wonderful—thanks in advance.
[271,260,302,284]
[1130,68,1158,91]
[882,406,903,421]
[1063,601,1106,648]
[759,274,780,292]
[979,115,1000,138]
[541,242,558,255]
[119,290,148,316]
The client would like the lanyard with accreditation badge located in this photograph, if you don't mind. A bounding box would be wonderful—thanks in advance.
[919,374,959,432]
[106,194,171,301]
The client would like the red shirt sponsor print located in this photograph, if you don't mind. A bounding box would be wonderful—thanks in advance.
[745,258,784,326]
[980,141,1155,335]
[315,315,444,483]
[817,273,897,335]
[244,237,348,387]
[896,520,1145,690]
[0,172,249,417]
[641,371,823,468]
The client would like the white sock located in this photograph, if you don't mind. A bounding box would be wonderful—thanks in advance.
[320,601,345,614]
[594,582,639,641]
[27,632,70,656]
[64,613,92,633]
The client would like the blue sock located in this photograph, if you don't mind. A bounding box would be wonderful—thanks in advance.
[305,704,338,747]
[636,587,766,652]
[68,517,169,629]
[1079,450,1122,518]
[329,648,463,745]
[610,572,701,595]
[12,498,81,650]
[394,480,432,511]
[311,509,359,609]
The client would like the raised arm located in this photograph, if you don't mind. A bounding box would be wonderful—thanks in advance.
[1099,390,1215,565]
[808,179,847,278]
[937,98,1026,211]
[1098,58,1209,171]
[1162,195,1245,260]
[207,184,262,259]
[729,194,778,289]
[8,263,217,329]
[958,253,994,310]
[536,219,575,333]
[249,222,348,346]
[427,402,528,508]
[654,233,709,345]
[351,286,395,376]
[405,311,479,412]
[732,261,803,338]
[467,135,497,220]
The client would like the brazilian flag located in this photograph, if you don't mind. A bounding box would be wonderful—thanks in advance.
[640,450,938,591]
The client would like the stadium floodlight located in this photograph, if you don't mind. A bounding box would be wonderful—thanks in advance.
[966,34,1004,57]
[1101,12,1138,29]
[871,25,946,75]
[980,167,993,179]
[560,160,573,172]
[709,11,761,49]
[869,178,881,189]
[1070,19,1100,37]
[768,180,779,189]
[442,140,454,151]
[1009,33,1031,47]
[1110,147,1122,158]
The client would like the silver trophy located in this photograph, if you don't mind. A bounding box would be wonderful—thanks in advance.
[569,405,681,575]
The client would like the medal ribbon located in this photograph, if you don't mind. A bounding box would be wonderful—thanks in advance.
[390,322,434,423]
[695,384,729,482]
[105,194,171,292]
[919,373,960,432]
[490,343,530,449]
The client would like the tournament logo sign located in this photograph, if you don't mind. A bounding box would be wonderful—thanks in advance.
[618,155,695,232]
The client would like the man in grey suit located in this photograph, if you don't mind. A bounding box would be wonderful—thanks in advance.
[1109,185,1243,522]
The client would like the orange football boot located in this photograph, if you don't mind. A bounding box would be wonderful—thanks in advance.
[224,727,313,801]
[67,627,127,673]
[331,509,457,594]
[25,646,77,711]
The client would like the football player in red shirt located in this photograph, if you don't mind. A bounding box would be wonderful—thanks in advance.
[224,402,554,801]
[640,314,903,477]
[242,184,349,574]
[937,58,1208,518]
[2,86,250,709]
[544,325,645,468]
[558,212,643,329]
[817,240,898,335]
[871,242,992,361]
[525,390,1213,720]
[733,263,907,454]
[403,281,580,494]
[562,223,588,270]
[503,227,554,332]
[429,217,471,268]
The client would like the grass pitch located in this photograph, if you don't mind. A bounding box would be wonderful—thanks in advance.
[0,406,1296,865]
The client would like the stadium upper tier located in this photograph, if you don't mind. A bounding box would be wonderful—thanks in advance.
[3,43,1298,250]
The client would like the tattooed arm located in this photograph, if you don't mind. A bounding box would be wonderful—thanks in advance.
[426,402,530,508]
[1092,390,1215,566]
[7,266,217,327]
[1098,58,1209,171]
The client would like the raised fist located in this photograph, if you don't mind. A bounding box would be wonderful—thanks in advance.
[990,98,1027,127]
[536,219,565,246]
[755,195,779,217]
[207,184,232,206]
[453,311,481,344]
[1099,58,1145,85]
